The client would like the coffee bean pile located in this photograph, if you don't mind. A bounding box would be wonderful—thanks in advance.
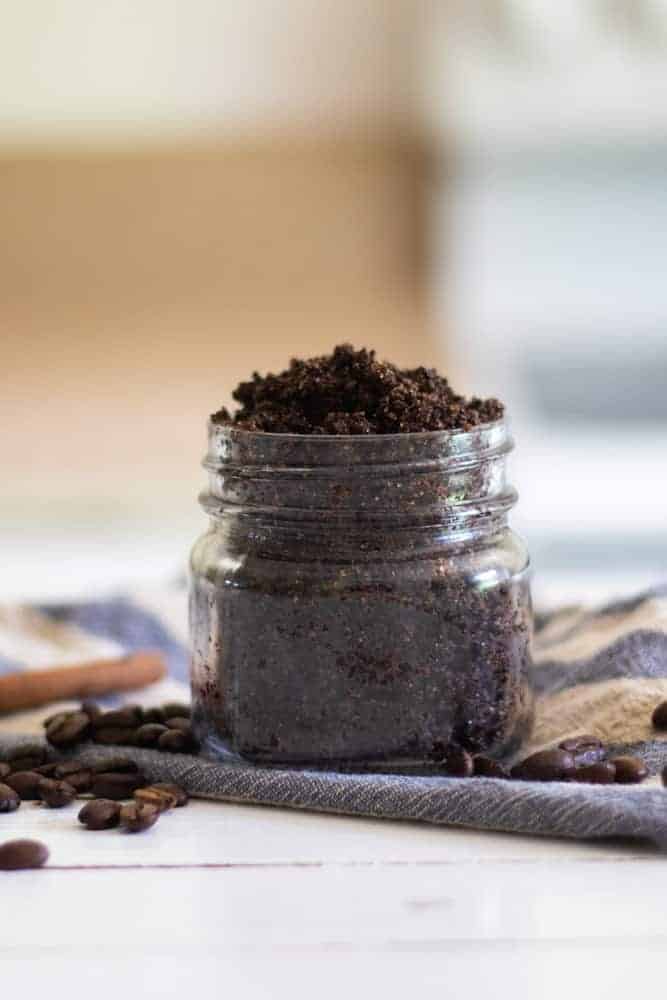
[0,702,194,870]
[444,734,653,786]
[44,701,198,753]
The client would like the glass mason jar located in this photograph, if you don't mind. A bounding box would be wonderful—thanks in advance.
[190,420,533,769]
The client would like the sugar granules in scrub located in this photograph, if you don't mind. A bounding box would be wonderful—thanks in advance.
[191,345,534,770]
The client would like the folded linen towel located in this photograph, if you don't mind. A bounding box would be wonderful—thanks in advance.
[2,584,667,847]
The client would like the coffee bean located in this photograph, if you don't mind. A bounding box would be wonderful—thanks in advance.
[8,746,49,770]
[610,756,649,785]
[38,778,77,808]
[91,706,143,731]
[43,710,68,728]
[151,782,188,807]
[0,839,49,870]
[473,756,509,779]
[53,761,92,793]
[161,702,190,719]
[135,724,168,748]
[93,727,138,747]
[511,748,576,782]
[91,772,146,800]
[91,757,139,774]
[5,771,43,800]
[158,728,199,754]
[78,799,121,830]
[120,802,159,833]
[7,756,45,774]
[440,748,474,778]
[134,786,177,812]
[0,783,21,813]
[66,771,93,794]
[0,763,11,781]
[143,707,166,724]
[572,762,617,785]
[46,711,91,749]
[558,735,605,766]
[35,763,60,778]
[80,700,102,720]
[53,760,83,779]
[651,701,667,731]
[165,717,191,733]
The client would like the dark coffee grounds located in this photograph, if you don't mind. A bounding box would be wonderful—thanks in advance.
[213,344,503,435]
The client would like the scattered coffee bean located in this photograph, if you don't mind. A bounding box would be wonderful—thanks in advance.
[91,757,139,775]
[7,756,45,774]
[68,771,93,794]
[511,748,576,782]
[80,700,102,720]
[558,735,605,767]
[8,746,49,771]
[134,724,168,748]
[134,786,177,812]
[91,706,143,731]
[38,778,77,808]
[0,763,11,781]
[46,711,91,749]
[120,802,159,833]
[44,710,68,728]
[162,703,190,719]
[158,729,198,753]
[93,727,138,747]
[651,701,667,731]
[164,717,191,733]
[473,756,509,779]
[0,783,21,813]
[572,762,617,785]
[35,763,60,778]
[151,783,188,807]
[0,839,49,870]
[143,707,166,724]
[440,747,474,778]
[5,771,44,800]
[610,756,649,785]
[78,799,121,830]
[91,772,146,800]
[53,762,93,794]
[54,760,84,779]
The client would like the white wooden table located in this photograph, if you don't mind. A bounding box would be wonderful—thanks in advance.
[2,534,665,999]
[2,794,665,1000]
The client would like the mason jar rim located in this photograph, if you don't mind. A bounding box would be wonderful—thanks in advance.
[204,416,512,473]
[207,416,506,442]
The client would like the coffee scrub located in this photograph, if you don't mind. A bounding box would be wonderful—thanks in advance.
[190,346,533,769]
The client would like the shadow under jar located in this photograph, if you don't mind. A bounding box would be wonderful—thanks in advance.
[190,421,533,770]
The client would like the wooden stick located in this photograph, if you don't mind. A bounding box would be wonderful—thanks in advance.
[0,651,167,715]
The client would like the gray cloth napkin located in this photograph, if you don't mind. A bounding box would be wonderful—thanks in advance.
[2,585,667,848]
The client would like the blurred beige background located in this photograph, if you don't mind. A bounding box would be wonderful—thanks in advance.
[1,1,443,579]
[3,0,667,601]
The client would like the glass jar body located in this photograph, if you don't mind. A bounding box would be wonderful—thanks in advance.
[190,521,533,768]
[190,423,534,769]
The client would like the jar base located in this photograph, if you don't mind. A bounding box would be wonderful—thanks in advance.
[198,716,533,774]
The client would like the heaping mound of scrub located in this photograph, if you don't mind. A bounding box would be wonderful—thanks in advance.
[212,344,503,435]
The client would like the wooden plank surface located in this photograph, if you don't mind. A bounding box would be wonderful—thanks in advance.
[1,800,665,1000]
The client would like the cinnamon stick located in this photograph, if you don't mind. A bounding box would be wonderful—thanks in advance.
[0,651,167,715]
